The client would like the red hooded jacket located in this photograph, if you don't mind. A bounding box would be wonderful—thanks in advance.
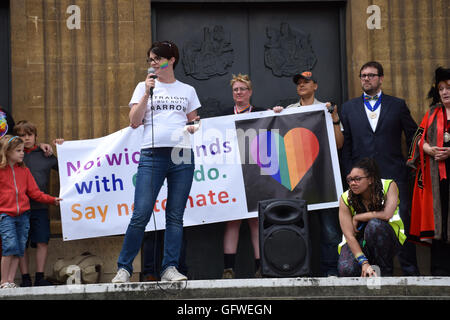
[0,164,55,217]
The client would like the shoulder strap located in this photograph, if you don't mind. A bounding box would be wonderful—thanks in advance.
[341,190,355,215]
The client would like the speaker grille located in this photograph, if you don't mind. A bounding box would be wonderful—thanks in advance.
[263,227,306,274]
[264,202,305,225]
[259,199,311,277]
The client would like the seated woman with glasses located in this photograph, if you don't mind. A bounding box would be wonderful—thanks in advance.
[337,158,406,277]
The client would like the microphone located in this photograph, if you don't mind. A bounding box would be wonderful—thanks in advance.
[147,67,157,96]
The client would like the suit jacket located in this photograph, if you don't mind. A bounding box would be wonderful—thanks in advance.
[341,94,417,183]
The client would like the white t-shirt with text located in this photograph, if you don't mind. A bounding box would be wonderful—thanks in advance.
[129,80,201,149]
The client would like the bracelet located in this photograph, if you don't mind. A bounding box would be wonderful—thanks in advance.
[333,119,340,125]
[355,253,368,266]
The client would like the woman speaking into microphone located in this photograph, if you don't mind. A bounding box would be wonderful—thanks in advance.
[112,40,201,283]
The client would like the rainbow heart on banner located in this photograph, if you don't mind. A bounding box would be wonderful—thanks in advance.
[250,128,319,191]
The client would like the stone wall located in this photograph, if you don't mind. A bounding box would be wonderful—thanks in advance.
[346,0,449,121]
[9,0,151,280]
[10,0,151,140]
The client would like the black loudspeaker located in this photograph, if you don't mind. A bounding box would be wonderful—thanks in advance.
[258,199,311,277]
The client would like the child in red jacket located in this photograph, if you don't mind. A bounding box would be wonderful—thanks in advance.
[0,135,62,289]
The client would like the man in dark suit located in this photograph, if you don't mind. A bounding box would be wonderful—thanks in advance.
[341,61,420,276]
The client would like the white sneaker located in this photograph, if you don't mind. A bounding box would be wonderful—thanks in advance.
[0,282,10,289]
[0,282,16,289]
[111,268,130,283]
[161,266,187,281]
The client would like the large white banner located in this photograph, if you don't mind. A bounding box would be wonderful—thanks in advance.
[57,105,342,241]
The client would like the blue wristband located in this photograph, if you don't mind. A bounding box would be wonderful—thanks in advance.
[356,254,368,266]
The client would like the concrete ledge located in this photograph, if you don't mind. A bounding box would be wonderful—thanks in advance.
[0,277,449,300]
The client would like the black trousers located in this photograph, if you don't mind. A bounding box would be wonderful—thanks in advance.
[434,175,450,276]
[338,219,401,277]
[396,179,420,276]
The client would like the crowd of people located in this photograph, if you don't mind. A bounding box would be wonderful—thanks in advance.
[0,39,449,288]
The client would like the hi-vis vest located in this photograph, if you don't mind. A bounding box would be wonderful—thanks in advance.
[338,179,406,254]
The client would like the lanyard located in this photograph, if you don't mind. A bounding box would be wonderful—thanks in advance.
[234,105,252,114]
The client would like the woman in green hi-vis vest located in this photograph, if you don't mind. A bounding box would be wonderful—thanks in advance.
[338,158,406,277]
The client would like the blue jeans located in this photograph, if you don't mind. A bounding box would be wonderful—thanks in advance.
[117,147,194,275]
[318,208,341,277]
[143,230,188,278]
[0,212,30,257]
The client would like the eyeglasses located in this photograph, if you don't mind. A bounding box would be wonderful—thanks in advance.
[346,176,369,184]
[147,56,162,64]
[359,73,380,80]
[233,87,249,93]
